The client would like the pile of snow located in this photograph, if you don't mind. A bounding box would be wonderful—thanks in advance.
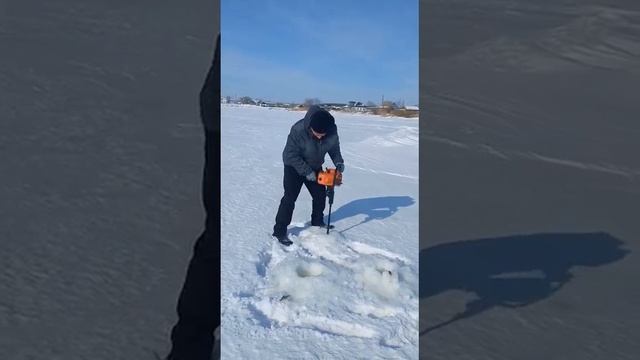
[250,227,418,343]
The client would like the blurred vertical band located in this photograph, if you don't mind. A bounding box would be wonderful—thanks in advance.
[167,28,221,360]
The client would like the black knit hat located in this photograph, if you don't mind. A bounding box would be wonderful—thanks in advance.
[309,110,334,134]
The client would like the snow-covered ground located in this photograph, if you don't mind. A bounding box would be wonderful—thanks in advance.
[1,2,218,359]
[420,1,640,359]
[221,105,419,359]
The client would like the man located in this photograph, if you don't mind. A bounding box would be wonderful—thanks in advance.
[167,33,220,360]
[272,105,345,246]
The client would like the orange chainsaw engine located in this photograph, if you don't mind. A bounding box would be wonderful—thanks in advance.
[317,168,342,186]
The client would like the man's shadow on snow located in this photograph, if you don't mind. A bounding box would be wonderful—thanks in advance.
[420,232,629,335]
[289,196,415,236]
[330,196,415,232]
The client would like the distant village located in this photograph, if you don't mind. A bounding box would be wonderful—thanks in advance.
[221,96,419,118]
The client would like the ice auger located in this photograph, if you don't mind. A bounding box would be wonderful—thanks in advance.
[317,168,342,234]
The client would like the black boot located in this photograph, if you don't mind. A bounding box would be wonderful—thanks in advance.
[273,232,293,246]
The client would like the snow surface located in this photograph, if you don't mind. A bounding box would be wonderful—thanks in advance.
[421,1,640,359]
[220,105,419,359]
[0,2,218,358]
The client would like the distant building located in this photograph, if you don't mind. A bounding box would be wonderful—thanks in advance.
[341,101,367,112]
[319,103,348,110]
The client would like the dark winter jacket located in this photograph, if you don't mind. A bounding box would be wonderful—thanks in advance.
[282,105,344,176]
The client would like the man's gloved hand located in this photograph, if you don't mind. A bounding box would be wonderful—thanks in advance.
[305,171,317,182]
[336,163,345,174]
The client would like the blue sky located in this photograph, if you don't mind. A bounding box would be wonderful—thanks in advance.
[221,0,418,105]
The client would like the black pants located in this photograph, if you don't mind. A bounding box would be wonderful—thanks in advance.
[168,34,220,360]
[273,165,327,236]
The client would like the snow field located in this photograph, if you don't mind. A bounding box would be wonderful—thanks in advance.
[221,105,418,359]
